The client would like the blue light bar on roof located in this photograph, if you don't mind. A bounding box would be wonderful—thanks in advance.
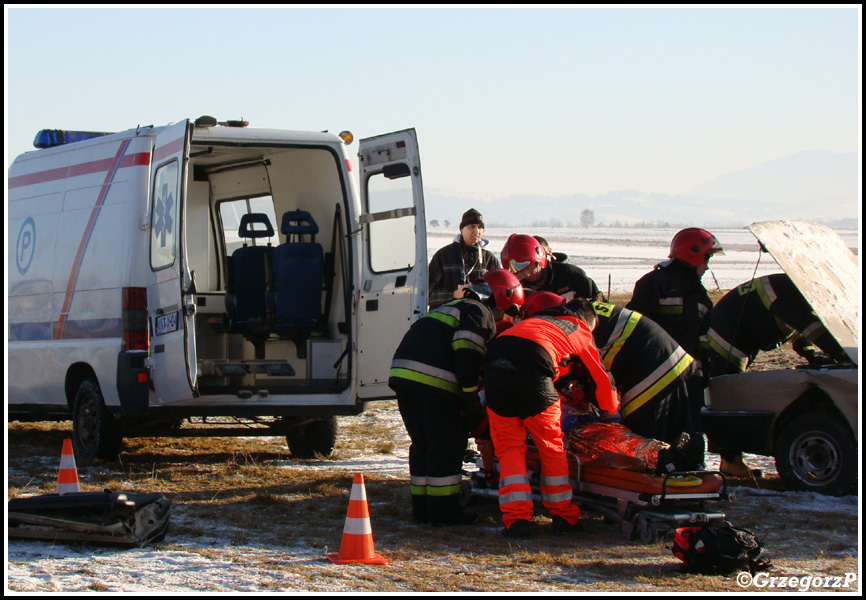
[34,129,114,149]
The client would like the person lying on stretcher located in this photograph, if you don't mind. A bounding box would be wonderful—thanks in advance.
[556,364,704,475]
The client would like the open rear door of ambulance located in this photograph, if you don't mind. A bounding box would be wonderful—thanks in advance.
[356,129,427,400]
[147,120,198,404]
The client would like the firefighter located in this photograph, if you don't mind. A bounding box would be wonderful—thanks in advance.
[626,228,723,447]
[701,273,848,477]
[500,233,601,301]
[702,273,850,476]
[428,208,501,309]
[627,227,724,363]
[534,235,570,264]
[483,297,619,538]
[389,269,524,526]
[703,273,848,375]
[523,292,705,465]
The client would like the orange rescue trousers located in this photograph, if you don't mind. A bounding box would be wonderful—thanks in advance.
[487,402,581,529]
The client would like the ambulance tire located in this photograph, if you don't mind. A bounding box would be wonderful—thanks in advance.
[72,378,123,462]
[774,412,856,497]
[286,416,337,458]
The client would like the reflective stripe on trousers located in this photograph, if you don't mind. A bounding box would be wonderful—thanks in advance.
[487,403,580,528]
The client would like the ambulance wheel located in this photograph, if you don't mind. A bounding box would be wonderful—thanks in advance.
[72,378,123,461]
[775,412,857,496]
[287,416,337,458]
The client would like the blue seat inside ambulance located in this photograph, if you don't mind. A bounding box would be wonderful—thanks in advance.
[225,212,275,333]
[270,210,324,332]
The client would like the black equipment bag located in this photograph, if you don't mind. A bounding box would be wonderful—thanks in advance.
[672,521,772,575]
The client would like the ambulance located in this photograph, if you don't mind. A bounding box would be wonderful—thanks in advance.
[8,116,427,460]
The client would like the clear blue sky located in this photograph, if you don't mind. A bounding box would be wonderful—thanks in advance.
[5,6,861,199]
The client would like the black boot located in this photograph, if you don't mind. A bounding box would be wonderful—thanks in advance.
[411,494,429,524]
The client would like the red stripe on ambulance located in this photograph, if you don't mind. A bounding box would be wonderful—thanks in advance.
[55,140,132,340]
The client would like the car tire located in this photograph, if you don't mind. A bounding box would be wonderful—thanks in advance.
[286,416,337,458]
[774,412,856,496]
[72,378,123,461]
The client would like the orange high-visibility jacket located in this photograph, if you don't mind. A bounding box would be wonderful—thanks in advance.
[498,314,619,413]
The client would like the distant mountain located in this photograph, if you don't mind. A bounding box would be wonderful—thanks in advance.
[423,151,859,228]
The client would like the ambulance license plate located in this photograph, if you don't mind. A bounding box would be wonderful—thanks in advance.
[155,312,178,335]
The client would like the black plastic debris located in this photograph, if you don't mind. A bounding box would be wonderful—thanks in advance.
[8,490,171,546]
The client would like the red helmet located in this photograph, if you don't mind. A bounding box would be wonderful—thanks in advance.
[464,268,524,316]
[521,291,566,319]
[500,234,548,282]
[669,228,724,267]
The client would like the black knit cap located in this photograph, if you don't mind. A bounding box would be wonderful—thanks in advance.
[460,208,485,230]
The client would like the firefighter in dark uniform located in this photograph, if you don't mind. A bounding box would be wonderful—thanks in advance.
[701,272,849,475]
[702,273,849,376]
[590,300,703,452]
[500,233,601,301]
[389,269,524,526]
[626,228,723,459]
[483,298,619,538]
[627,228,724,364]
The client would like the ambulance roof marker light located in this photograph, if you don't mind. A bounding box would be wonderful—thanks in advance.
[339,131,354,145]
[33,129,113,149]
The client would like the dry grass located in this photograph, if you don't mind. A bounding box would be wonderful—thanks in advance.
[7,396,859,593]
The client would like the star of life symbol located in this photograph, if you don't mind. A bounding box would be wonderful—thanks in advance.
[153,183,174,247]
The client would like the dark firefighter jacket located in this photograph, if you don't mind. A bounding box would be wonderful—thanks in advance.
[389,297,497,397]
[428,237,500,309]
[526,260,601,301]
[484,306,618,419]
[701,273,847,376]
[626,258,712,364]
[591,301,695,420]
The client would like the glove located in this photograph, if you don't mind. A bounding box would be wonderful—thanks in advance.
[600,410,621,424]
[460,391,485,434]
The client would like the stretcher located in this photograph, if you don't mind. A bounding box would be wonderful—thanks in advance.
[465,437,734,543]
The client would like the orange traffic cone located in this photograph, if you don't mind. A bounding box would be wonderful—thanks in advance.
[327,473,388,565]
[57,439,81,495]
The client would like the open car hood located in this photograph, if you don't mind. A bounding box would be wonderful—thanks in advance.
[748,220,859,365]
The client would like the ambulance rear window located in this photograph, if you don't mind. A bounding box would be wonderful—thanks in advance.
[219,196,279,256]
[151,160,180,270]
[365,171,416,273]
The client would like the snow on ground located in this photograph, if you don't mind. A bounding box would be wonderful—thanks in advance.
[5,437,858,593]
[7,405,857,593]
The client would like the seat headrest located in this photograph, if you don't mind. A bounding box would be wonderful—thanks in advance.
[281,210,319,236]
[238,213,275,239]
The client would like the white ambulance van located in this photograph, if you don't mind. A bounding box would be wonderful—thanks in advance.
[8,116,427,460]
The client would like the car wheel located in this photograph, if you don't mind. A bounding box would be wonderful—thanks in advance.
[286,416,337,458]
[72,378,123,461]
[774,412,856,496]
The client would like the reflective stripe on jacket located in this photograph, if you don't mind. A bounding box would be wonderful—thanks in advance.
[592,301,696,416]
[389,297,497,396]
